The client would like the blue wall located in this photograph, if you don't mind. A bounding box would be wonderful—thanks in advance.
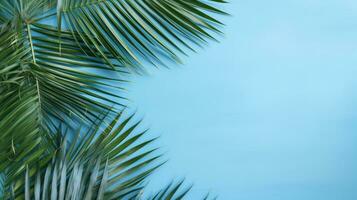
[128,1,357,199]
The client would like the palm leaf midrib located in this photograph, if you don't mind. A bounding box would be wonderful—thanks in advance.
[26,23,44,127]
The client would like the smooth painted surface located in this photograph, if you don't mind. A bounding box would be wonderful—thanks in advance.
[127,1,357,199]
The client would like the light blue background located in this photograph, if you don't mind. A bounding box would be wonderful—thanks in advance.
[128,1,357,199]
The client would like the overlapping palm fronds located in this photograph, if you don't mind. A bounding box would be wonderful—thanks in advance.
[0,22,126,178]
[0,0,226,199]
[1,22,127,129]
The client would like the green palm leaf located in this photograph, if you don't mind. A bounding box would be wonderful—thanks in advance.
[147,180,192,200]
[146,180,217,200]
[3,112,162,200]
[60,0,228,68]
[3,23,126,126]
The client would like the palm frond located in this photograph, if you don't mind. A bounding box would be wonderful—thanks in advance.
[0,87,50,183]
[3,112,162,199]
[146,180,192,200]
[145,180,218,200]
[61,0,228,69]
[1,22,127,130]
[28,23,127,127]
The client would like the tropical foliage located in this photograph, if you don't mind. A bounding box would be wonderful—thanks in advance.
[0,0,226,199]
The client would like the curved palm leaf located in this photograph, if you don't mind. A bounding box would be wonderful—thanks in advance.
[3,112,162,199]
[146,180,217,200]
[60,0,228,68]
[146,180,192,200]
